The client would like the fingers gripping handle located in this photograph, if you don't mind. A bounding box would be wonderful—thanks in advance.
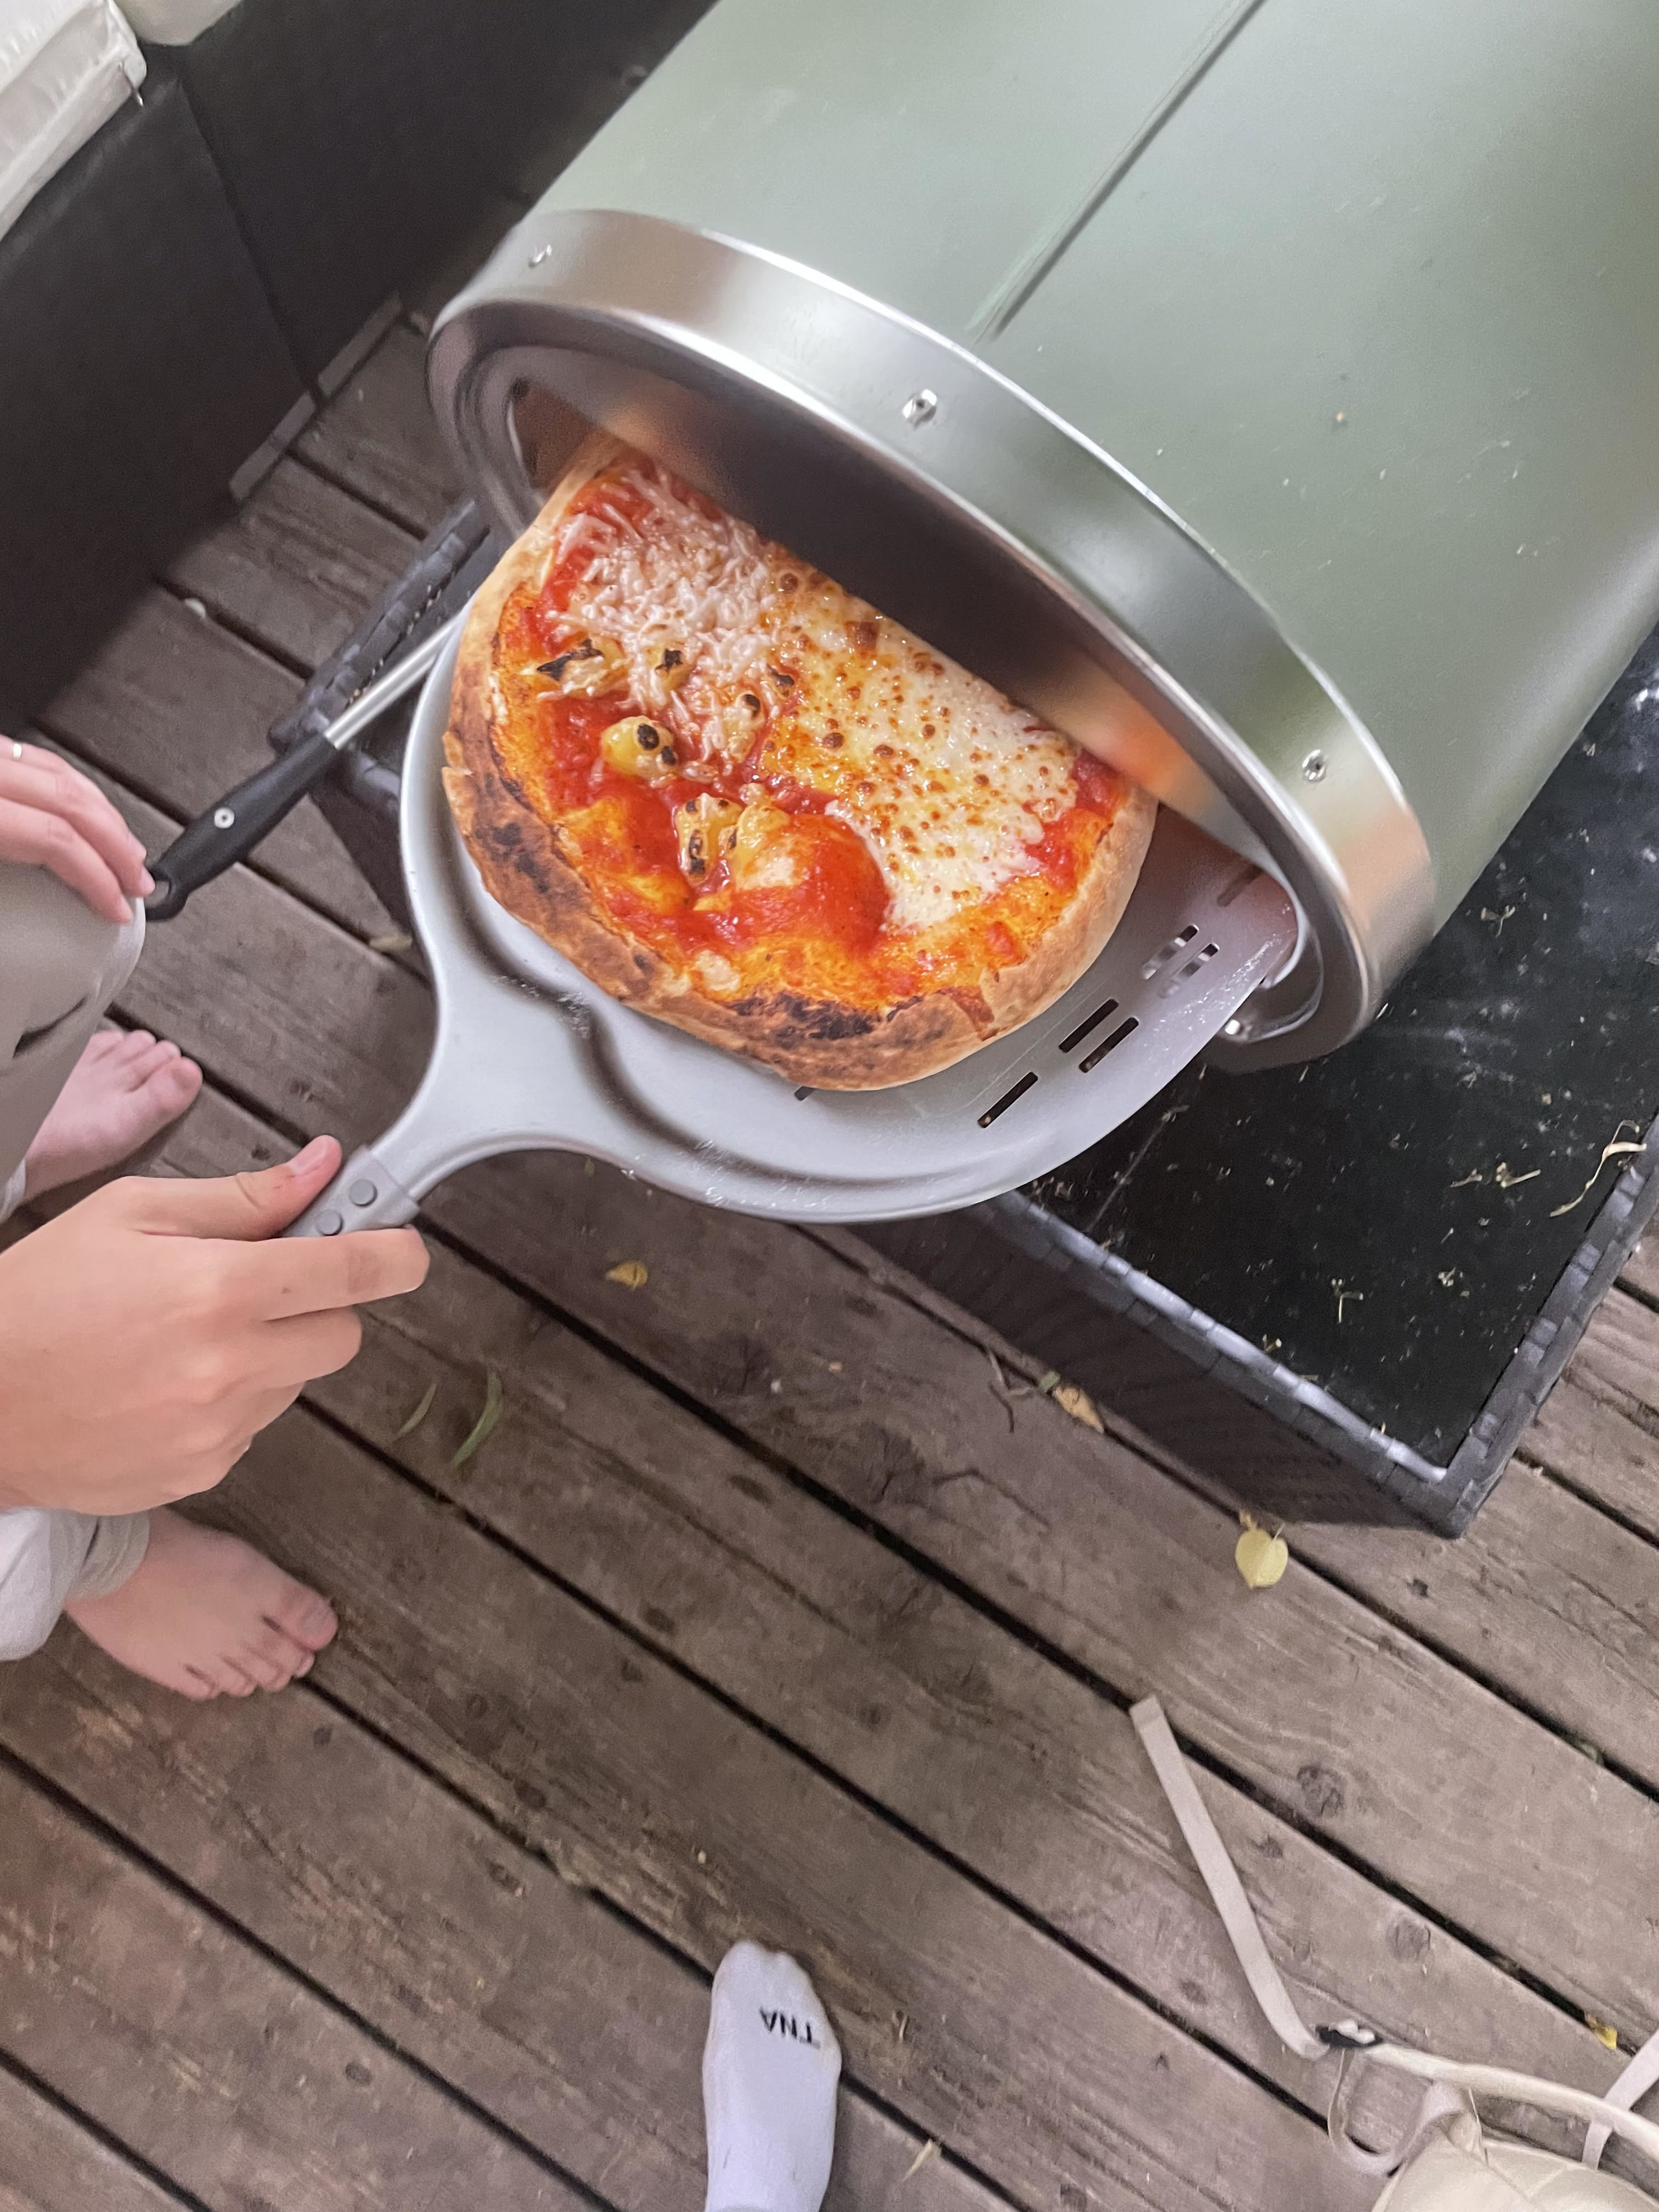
[283,1148,422,1238]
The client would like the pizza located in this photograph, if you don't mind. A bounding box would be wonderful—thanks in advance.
[443,434,1156,1089]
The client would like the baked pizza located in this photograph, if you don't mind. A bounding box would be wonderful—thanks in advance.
[444,434,1156,1089]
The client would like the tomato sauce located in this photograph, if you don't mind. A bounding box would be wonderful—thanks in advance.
[494,470,1133,1010]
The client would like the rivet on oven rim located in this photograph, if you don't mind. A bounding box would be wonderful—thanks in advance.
[901,389,938,427]
[528,244,553,267]
[213,806,236,829]
[1301,749,1329,783]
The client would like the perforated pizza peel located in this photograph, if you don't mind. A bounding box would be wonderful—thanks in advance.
[285,628,1298,1235]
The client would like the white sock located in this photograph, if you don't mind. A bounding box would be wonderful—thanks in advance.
[702,1940,841,2212]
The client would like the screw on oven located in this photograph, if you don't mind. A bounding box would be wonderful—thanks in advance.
[529,244,552,267]
[902,389,938,427]
[213,806,236,830]
[1301,750,1329,783]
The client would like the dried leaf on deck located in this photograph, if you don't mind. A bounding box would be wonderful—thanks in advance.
[606,1259,649,1290]
[451,1370,504,1469]
[1235,1514,1289,1590]
[900,2140,941,2185]
[393,1379,438,1440]
[1051,1383,1103,1432]
[1586,2015,1620,2051]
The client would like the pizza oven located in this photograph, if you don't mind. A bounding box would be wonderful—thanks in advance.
[426,0,1659,1081]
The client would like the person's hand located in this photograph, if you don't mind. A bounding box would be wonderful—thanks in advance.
[0,738,153,924]
[0,1136,427,1514]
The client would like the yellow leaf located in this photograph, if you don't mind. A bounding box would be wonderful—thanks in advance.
[1587,2015,1620,2051]
[900,2141,941,2185]
[1235,1526,1289,1590]
[605,1260,649,1290]
[1052,1383,1103,1433]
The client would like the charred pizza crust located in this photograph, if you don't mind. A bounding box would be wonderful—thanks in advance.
[444,437,1156,1090]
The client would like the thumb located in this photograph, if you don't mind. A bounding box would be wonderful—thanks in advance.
[121,1135,343,1240]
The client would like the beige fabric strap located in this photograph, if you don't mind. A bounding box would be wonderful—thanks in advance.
[1130,1697,1659,2182]
[1130,1697,1327,2063]
[1585,2027,1659,2171]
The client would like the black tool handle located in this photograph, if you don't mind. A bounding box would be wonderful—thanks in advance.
[146,728,338,920]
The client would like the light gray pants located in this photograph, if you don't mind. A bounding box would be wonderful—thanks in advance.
[0,859,151,1658]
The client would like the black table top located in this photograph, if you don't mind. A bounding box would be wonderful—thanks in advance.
[1027,622,1659,1466]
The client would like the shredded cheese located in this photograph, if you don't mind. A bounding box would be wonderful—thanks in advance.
[549,463,1082,932]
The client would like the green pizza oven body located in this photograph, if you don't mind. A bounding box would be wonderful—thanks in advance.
[430,0,1659,1066]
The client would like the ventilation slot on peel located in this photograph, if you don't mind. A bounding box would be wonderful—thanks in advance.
[1141,925,1198,981]
[1078,1016,1139,1072]
[1215,864,1262,910]
[978,1071,1039,1127]
[1058,998,1120,1055]
[1160,942,1219,998]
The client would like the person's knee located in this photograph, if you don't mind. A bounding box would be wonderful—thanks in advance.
[0,1506,97,1660]
[0,860,143,1050]
[0,1572,66,1661]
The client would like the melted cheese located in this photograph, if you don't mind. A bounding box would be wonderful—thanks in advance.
[546,464,1082,933]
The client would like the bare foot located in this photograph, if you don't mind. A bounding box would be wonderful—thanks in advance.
[24,1027,202,1198]
[65,1509,337,1698]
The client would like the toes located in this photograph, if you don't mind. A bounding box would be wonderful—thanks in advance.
[82,1028,126,1062]
[185,1657,257,1697]
[242,1619,315,1686]
[111,1028,157,1063]
[180,1665,222,1700]
[150,1056,203,1112]
[264,1584,338,1653]
[238,1648,294,1692]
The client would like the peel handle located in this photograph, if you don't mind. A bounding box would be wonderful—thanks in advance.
[146,730,338,920]
[281,1147,423,1238]
[145,612,463,920]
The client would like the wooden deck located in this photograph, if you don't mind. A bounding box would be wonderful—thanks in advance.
[7,248,1659,2212]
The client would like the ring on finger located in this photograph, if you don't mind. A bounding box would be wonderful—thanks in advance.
[9,741,20,763]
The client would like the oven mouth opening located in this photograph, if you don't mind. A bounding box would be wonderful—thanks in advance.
[496,366,1320,1046]
[426,215,1432,1060]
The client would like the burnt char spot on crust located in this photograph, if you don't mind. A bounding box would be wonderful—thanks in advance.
[730,991,881,1042]
[477,813,551,890]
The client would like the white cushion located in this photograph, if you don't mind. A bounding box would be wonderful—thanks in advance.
[0,0,143,242]
[115,0,238,42]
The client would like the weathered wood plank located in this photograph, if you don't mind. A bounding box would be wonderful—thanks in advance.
[59,749,1659,2051]
[1291,1456,1659,1783]
[430,1150,1659,2040]
[0,2066,185,2212]
[2,1637,989,2212]
[166,458,417,672]
[296,326,461,534]
[38,590,392,941]
[199,1403,1370,2212]
[113,1079,1614,2157]
[0,1764,575,2211]
[1524,1286,1659,1538]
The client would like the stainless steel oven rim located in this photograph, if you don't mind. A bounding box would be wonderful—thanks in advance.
[429,209,1436,1065]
